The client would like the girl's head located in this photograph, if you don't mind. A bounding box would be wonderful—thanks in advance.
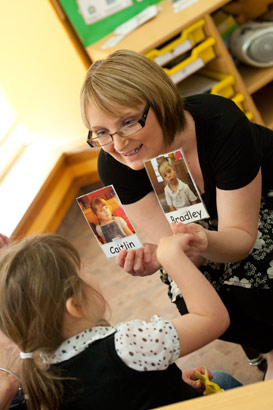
[0,234,105,410]
[90,197,113,224]
[80,49,186,148]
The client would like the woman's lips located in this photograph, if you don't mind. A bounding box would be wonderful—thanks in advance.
[122,144,143,157]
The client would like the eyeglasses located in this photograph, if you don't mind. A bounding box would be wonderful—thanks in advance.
[87,103,150,148]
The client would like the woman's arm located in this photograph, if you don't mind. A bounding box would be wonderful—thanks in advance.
[124,191,172,242]
[157,231,230,357]
[118,192,206,275]
[123,225,134,236]
[201,170,261,263]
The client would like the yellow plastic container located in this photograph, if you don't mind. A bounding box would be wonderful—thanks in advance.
[163,37,216,84]
[199,69,254,120]
[145,19,206,66]
[200,69,235,98]
[232,93,253,120]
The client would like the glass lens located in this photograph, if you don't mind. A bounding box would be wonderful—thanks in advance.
[90,135,112,147]
[119,122,142,137]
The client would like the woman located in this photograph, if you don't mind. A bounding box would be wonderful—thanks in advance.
[80,49,273,379]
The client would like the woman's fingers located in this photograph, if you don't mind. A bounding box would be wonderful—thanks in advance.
[116,248,145,275]
[116,245,159,276]
[116,249,127,268]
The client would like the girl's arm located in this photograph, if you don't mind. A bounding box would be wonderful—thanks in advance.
[156,231,230,357]
[0,331,21,410]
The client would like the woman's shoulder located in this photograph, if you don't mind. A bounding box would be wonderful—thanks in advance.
[184,94,244,124]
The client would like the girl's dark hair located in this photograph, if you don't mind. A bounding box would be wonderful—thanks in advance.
[0,234,85,410]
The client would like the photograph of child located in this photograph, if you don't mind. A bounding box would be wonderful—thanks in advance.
[89,196,133,243]
[144,149,209,224]
[158,158,199,212]
[77,185,142,258]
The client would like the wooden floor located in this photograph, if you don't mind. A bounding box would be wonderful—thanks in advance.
[57,182,264,386]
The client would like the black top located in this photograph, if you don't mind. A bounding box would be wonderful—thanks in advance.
[98,94,273,218]
[53,334,199,410]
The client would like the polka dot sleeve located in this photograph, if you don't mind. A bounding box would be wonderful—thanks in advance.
[114,315,180,372]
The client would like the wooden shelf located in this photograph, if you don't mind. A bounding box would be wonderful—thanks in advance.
[238,64,273,95]
[12,149,100,239]
[86,0,229,61]
[252,81,273,130]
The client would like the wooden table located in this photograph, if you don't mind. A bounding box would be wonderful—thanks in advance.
[153,380,273,410]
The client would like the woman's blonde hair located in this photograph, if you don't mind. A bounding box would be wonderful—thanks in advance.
[0,234,88,410]
[80,49,185,146]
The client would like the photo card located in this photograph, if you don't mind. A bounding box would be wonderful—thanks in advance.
[76,185,142,258]
[144,149,209,224]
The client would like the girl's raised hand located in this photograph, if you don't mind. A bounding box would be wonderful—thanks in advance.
[170,222,208,257]
[116,243,161,276]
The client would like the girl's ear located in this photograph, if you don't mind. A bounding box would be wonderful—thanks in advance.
[65,296,84,319]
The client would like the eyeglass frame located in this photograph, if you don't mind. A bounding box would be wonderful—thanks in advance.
[86,102,150,148]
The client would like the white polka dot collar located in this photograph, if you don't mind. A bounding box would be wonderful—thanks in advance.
[41,326,116,364]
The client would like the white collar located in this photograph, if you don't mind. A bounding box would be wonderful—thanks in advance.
[41,326,116,364]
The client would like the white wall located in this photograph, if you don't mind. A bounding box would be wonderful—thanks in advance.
[0,0,88,235]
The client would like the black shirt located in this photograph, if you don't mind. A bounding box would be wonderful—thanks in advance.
[53,334,199,410]
[98,94,273,218]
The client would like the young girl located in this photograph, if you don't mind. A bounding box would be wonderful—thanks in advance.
[0,229,239,410]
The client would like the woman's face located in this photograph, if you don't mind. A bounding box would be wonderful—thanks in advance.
[87,102,166,170]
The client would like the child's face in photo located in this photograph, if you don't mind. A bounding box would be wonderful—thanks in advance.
[160,163,177,185]
[96,204,112,223]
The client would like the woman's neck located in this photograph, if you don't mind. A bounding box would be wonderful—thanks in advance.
[168,110,196,155]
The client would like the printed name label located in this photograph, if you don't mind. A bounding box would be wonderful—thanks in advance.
[101,234,143,258]
[165,203,209,224]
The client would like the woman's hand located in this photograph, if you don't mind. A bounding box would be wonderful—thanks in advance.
[170,222,208,258]
[182,367,213,392]
[116,243,161,276]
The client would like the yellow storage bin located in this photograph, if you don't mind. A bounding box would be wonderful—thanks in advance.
[198,69,253,120]
[163,37,216,84]
[145,19,206,66]
[232,93,253,121]
[200,69,236,99]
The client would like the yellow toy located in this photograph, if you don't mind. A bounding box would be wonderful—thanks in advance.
[195,367,224,395]
[223,0,273,24]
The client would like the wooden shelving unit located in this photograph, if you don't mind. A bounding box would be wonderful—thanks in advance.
[239,65,273,94]
[83,0,271,128]
[252,81,273,130]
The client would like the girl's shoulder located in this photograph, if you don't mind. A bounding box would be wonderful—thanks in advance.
[114,316,180,372]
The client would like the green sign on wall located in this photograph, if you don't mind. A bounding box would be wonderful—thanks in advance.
[59,0,162,48]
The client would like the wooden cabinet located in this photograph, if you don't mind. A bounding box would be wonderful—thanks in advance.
[52,0,273,129]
